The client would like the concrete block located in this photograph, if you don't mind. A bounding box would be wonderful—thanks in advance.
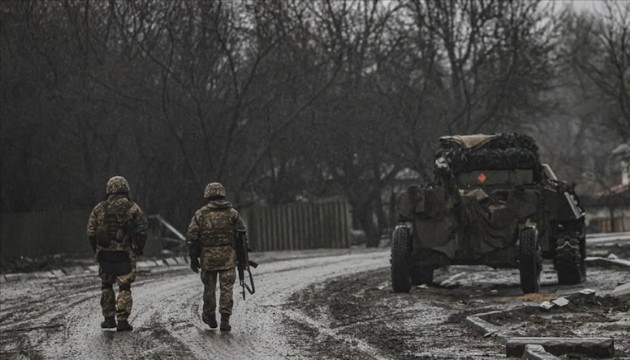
[522,344,560,360]
[506,337,614,358]
[611,283,630,298]
[5,273,28,282]
[137,261,157,268]
[163,258,177,266]
[26,273,39,280]
[87,265,99,273]
[566,288,596,303]
[465,312,506,342]
[551,297,569,307]
[176,256,188,264]
[539,301,554,310]
[51,269,65,278]
[585,257,630,269]
[33,272,48,279]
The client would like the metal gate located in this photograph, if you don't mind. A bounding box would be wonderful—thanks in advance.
[241,197,351,251]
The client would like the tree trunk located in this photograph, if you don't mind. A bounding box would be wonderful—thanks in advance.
[609,206,616,232]
[354,205,380,248]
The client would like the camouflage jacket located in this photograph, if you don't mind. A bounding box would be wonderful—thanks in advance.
[87,194,148,255]
[187,200,246,271]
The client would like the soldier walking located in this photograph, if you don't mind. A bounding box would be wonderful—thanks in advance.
[187,182,247,331]
[86,176,148,331]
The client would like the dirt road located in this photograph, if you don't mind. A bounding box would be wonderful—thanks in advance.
[0,250,388,359]
[1,245,628,359]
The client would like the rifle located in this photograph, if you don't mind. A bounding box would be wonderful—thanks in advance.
[234,229,258,300]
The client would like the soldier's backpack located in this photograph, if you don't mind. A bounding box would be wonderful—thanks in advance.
[96,200,135,275]
[96,200,134,248]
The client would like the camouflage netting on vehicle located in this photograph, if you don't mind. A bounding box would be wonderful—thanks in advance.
[435,133,542,177]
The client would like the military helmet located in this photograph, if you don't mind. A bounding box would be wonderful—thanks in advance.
[106,176,130,194]
[204,182,226,199]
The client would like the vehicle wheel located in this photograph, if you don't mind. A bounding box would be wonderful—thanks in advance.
[555,233,586,285]
[519,227,541,293]
[390,225,412,293]
[410,263,433,285]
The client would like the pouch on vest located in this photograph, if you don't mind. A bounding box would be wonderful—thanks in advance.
[96,201,132,248]
[97,250,132,276]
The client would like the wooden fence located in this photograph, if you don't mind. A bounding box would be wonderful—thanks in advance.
[0,210,94,263]
[241,197,351,251]
[1,210,165,265]
[0,197,352,264]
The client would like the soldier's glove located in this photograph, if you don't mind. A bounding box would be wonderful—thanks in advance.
[190,257,200,273]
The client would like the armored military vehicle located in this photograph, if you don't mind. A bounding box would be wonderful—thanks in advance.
[391,133,586,293]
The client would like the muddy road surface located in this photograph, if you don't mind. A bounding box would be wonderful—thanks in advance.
[0,250,387,359]
[1,245,629,359]
[285,240,630,360]
[287,264,629,359]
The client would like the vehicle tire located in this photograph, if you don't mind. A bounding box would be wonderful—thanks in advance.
[555,233,586,285]
[519,227,541,293]
[410,263,433,285]
[391,225,412,293]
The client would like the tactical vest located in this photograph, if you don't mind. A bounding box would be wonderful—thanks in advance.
[96,200,134,248]
[199,208,235,248]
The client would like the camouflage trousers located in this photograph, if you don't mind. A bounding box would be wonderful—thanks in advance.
[201,268,236,317]
[99,262,136,322]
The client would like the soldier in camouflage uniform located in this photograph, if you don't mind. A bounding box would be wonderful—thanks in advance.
[87,176,148,331]
[187,182,246,331]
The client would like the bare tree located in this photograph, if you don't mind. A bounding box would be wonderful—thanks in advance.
[0,0,598,245]
[405,0,559,135]
[568,1,630,141]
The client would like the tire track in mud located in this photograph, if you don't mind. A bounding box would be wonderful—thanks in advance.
[154,252,389,359]
[174,252,393,359]
[137,274,262,360]
[0,275,104,359]
[43,272,198,359]
[2,250,391,359]
[283,308,391,360]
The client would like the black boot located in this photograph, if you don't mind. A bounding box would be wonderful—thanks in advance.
[202,312,218,329]
[116,319,133,332]
[101,316,116,329]
[220,314,231,332]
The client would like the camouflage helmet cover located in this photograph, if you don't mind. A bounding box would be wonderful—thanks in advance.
[204,182,226,199]
[106,176,130,194]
